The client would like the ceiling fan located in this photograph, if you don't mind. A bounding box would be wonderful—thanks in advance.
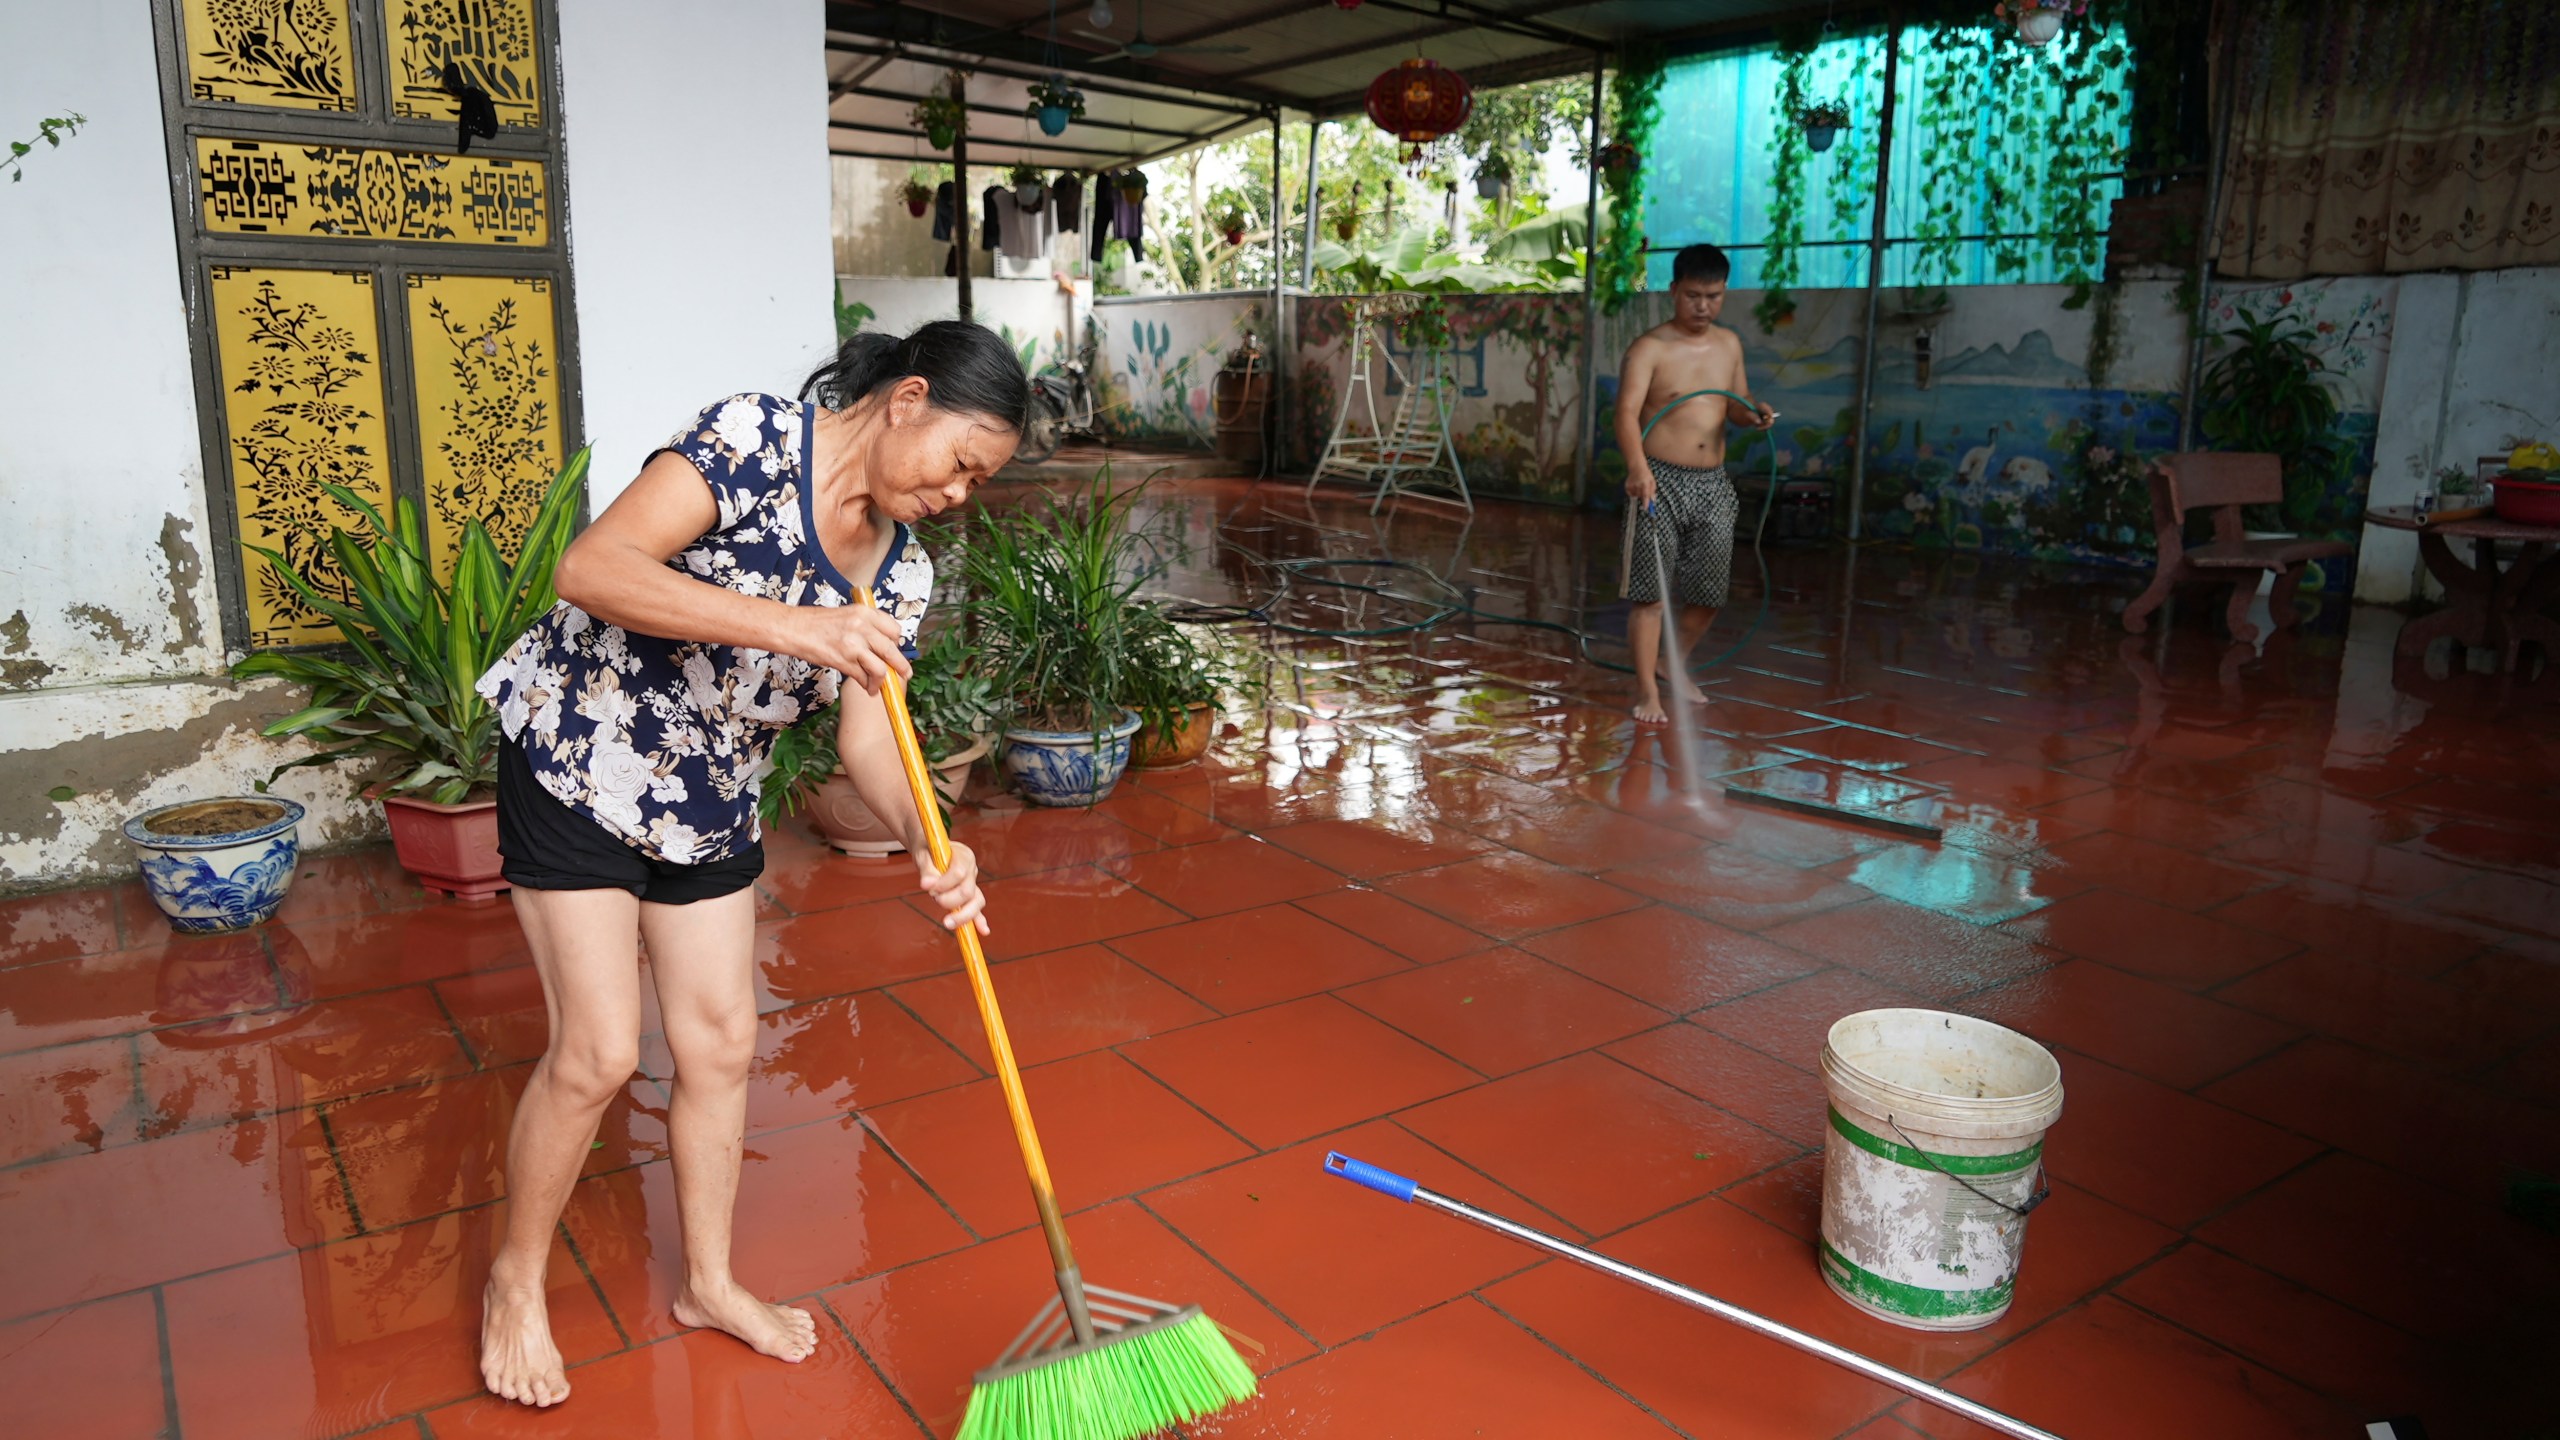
[1075,0,1247,62]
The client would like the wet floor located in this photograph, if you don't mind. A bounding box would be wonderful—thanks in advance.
[4,477,2557,1438]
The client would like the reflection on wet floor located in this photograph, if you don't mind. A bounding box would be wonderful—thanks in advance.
[3,477,2557,1438]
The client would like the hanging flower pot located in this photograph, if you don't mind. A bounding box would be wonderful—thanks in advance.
[1796,102,1849,154]
[900,178,934,217]
[1009,163,1046,211]
[1365,57,1473,167]
[1993,0,2085,45]
[1332,215,1357,241]
[1026,75,1086,137]
[912,75,967,152]
[1596,140,1639,175]
[926,124,954,150]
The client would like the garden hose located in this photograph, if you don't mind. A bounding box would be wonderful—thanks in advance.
[1168,388,1781,680]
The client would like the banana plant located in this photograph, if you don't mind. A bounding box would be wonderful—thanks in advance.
[233,449,591,804]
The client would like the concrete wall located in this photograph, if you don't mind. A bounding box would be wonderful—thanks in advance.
[840,275,1077,375]
[833,156,956,278]
[2362,266,2560,603]
[1094,295,1265,450]
[560,0,839,504]
[2,0,843,890]
[0,1,376,888]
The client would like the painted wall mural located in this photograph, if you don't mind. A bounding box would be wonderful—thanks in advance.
[196,137,549,245]
[1090,297,1262,451]
[180,0,358,112]
[207,266,392,648]
[1277,278,2390,590]
[385,0,544,128]
[405,273,563,571]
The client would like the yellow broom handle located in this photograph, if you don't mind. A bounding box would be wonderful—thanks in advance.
[862,598,1079,1282]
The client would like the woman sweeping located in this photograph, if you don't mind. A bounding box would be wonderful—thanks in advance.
[472,322,1027,1406]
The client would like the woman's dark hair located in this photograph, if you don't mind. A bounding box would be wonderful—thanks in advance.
[801,319,1029,430]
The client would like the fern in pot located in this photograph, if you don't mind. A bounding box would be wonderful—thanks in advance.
[956,470,1161,806]
[1127,609,1230,769]
[761,627,1001,855]
[235,450,590,899]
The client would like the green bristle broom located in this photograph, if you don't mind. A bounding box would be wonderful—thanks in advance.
[866,594,1257,1440]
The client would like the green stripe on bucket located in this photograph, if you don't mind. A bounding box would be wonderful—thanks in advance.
[1820,1239,2015,1319]
[1828,1108,2042,1176]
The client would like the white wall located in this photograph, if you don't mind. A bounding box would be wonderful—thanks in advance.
[0,1,377,885]
[0,0,218,689]
[2360,266,2560,603]
[558,0,840,504]
[840,275,1077,370]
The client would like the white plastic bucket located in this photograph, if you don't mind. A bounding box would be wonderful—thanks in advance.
[1817,1008,2063,1331]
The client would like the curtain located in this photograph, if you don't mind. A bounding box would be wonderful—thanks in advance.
[2216,0,2560,278]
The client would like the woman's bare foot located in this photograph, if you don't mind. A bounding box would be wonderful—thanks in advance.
[481,1279,571,1407]
[1677,675,1710,704]
[673,1280,821,1362]
[1633,693,1670,725]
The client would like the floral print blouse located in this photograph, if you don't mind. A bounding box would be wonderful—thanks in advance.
[477,393,933,864]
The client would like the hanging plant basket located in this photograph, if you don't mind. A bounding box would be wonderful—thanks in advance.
[1220,210,1247,246]
[1472,153,1511,199]
[1026,75,1086,137]
[1595,140,1639,175]
[1993,0,2085,45]
[900,179,934,217]
[913,73,967,152]
[1332,215,1358,241]
[1011,164,1046,209]
[1796,102,1849,153]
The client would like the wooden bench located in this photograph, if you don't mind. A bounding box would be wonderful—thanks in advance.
[2121,453,2352,642]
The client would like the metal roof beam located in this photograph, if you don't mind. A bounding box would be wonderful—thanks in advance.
[822,3,1298,108]
[824,37,1273,117]
[833,81,1198,141]
[826,119,1137,160]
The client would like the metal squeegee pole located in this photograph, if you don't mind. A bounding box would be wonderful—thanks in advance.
[1411,1186,2063,1440]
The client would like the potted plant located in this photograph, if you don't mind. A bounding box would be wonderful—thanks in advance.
[1126,610,1227,769]
[2198,304,2348,535]
[913,80,966,151]
[1009,160,1047,210]
[760,628,1001,854]
[1026,75,1085,137]
[956,471,1158,807]
[1993,0,2086,45]
[901,175,935,218]
[235,451,590,899]
[123,796,306,933]
[1473,151,1512,199]
[1595,139,1639,175]
[1218,205,1247,246]
[1797,100,1849,153]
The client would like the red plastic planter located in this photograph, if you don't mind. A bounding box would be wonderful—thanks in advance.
[380,794,507,900]
[2492,475,2560,526]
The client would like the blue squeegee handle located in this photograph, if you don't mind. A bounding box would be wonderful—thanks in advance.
[1321,1153,2064,1440]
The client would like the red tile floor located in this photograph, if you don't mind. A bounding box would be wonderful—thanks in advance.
[5,478,2559,1439]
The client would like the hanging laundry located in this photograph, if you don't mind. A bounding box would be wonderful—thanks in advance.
[931,180,956,242]
[1051,172,1083,234]
[996,188,1054,261]
[980,185,1002,251]
[1088,170,1148,262]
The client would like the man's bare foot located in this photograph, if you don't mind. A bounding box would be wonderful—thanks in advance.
[482,1279,571,1407]
[674,1280,821,1362]
[1633,694,1670,725]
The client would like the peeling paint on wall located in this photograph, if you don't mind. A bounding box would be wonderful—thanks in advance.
[158,513,207,657]
[67,604,140,650]
[0,610,52,690]
[0,676,378,891]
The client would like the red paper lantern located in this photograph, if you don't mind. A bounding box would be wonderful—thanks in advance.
[1365,58,1472,163]
[1333,0,1363,8]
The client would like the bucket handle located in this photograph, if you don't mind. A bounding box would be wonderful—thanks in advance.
[1888,1116,2052,1218]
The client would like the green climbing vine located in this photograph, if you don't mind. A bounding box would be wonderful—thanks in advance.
[1594,45,1664,316]
[1754,34,1818,332]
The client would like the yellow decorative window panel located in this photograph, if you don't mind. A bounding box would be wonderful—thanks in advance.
[387,0,545,129]
[196,137,549,246]
[406,274,564,576]
[179,0,358,112]
[208,266,393,649]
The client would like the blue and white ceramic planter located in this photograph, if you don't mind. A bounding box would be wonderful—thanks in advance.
[123,796,304,933]
[1002,711,1144,808]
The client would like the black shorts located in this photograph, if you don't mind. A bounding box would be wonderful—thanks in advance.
[495,738,764,904]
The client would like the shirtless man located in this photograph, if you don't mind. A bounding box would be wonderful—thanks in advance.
[1615,243,1775,724]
